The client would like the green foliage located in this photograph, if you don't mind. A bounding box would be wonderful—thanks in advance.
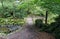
[36,0,60,14]
[0,0,60,18]
[0,18,25,25]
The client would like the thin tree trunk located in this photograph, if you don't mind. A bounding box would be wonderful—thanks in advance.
[45,10,48,24]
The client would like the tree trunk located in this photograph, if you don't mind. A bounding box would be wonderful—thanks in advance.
[45,10,48,24]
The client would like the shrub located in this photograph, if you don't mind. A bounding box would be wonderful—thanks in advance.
[35,19,49,32]
[35,19,44,28]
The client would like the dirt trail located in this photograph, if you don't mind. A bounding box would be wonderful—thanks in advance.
[18,24,55,39]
